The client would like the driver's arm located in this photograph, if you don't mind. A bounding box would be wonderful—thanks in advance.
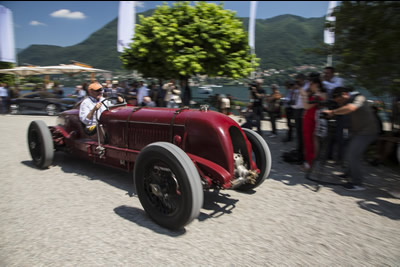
[80,100,102,125]
[86,102,102,120]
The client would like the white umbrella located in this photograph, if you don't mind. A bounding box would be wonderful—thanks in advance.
[0,66,44,76]
[0,64,110,76]
[35,64,110,75]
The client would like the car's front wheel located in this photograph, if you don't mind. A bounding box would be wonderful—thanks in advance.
[27,120,54,169]
[237,128,272,191]
[134,142,203,230]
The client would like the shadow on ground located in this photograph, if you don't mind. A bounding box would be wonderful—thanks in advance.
[263,129,400,220]
[21,152,243,233]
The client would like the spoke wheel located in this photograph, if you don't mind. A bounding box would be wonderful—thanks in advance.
[134,142,203,230]
[237,128,272,191]
[27,120,54,169]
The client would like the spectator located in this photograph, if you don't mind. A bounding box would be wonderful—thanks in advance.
[82,82,89,96]
[301,75,327,170]
[157,81,166,107]
[291,73,309,163]
[180,80,192,107]
[148,82,159,105]
[249,79,265,135]
[52,83,64,97]
[105,80,112,91]
[266,84,282,137]
[126,81,138,106]
[282,81,296,142]
[239,103,254,129]
[136,81,149,106]
[163,79,181,108]
[220,94,231,115]
[74,85,86,101]
[10,84,20,99]
[163,79,176,106]
[323,87,379,191]
[0,82,8,114]
[142,96,156,107]
[322,66,344,98]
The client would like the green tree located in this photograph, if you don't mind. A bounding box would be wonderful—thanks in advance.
[120,1,258,82]
[330,1,400,96]
[0,62,15,85]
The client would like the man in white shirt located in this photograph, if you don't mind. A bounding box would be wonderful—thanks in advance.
[290,74,309,161]
[79,82,106,131]
[79,82,123,131]
[322,67,344,97]
[136,81,148,106]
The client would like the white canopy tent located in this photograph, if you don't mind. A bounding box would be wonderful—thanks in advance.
[0,64,110,76]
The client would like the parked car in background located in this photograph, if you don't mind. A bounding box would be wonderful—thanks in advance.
[10,91,78,116]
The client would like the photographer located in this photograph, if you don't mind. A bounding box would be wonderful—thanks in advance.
[249,79,265,135]
[266,84,282,137]
[323,87,379,191]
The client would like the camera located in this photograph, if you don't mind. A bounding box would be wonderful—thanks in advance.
[249,82,257,90]
[308,99,337,120]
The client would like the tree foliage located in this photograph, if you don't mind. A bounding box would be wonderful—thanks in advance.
[331,1,400,96]
[0,62,15,85]
[120,1,258,81]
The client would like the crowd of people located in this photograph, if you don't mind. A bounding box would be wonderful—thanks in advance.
[241,67,387,191]
[73,79,193,109]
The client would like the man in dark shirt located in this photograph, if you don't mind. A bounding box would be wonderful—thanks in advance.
[249,79,265,135]
[324,87,379,191]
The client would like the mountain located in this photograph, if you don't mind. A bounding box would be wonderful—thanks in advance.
[18,11,325,72]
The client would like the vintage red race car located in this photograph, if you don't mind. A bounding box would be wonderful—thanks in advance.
[27,99,271,230]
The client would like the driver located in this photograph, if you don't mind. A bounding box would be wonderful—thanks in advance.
[79,82,123,131]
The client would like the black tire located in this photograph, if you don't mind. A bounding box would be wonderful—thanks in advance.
[134,142,203,230]
[237,128,272,191]
[45,104,58,116]
[27,120,54,169]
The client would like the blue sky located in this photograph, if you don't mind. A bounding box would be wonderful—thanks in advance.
[2,1,330,50]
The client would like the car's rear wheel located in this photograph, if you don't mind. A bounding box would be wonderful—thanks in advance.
[237,128,271,191]
[45,104,58,116]
[134,142,203,230]
[27,120,54,169]
[10,104,20,114]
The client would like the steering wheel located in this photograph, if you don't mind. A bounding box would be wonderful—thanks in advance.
[101,96,126,110]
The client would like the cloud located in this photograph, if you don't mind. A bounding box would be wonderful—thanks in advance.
[50,9,86,19]
[30,21,47,26]
[135,1,145,8]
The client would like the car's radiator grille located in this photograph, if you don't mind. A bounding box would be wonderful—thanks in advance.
[128,122,170,149]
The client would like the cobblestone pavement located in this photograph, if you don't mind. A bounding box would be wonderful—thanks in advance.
[0,114,399,266]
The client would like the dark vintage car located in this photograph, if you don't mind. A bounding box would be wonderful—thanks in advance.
[27,99,271,230]
[10,91,78,116]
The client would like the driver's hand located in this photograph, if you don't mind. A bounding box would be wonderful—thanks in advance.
[117,96,124,103]
[95,102,102,110]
